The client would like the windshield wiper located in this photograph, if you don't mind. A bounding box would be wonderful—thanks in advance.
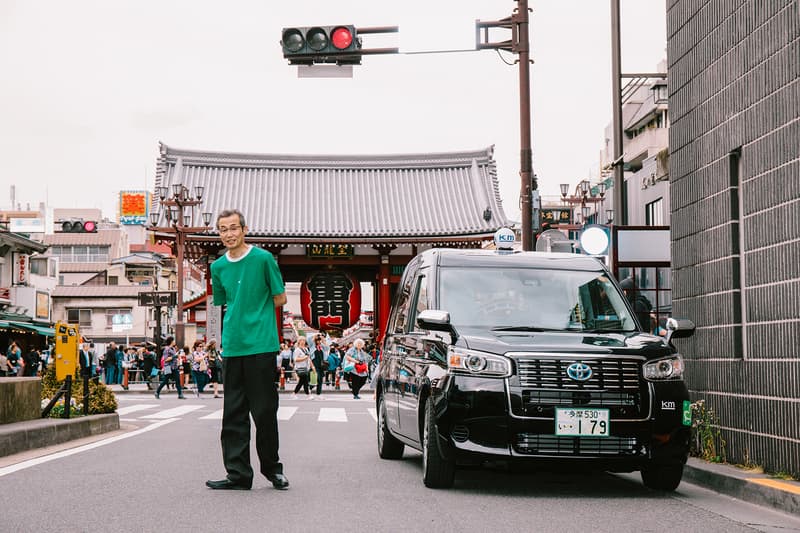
[581,328,635,333]
[490,326,563,332]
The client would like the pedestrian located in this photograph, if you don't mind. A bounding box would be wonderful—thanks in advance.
[620,277,653,330]
[344,338,370,400]
[6,341,22,376]
[326,342,341,386]
[155,336,185,399]
[88,342,98,378]
[205,208,289,491]
[115,344,125,385]
[291,337,311,397]
[23,347,40,376]
[310,335,327,398]
[79,343,92,379]
[191,340,209,396]
[179,346,191,389]
[0,350,12,377]
[279,342,293,378]
[206,339,222,398]
[142,345,156,390]
[104,342,117,385]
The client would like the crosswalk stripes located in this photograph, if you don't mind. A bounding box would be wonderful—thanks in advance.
[277,406,298,420]
[116,403,374,423]
[318,408,347,422]
[117,404,158,416]
[141,404,204,419]
[199,409,223,420]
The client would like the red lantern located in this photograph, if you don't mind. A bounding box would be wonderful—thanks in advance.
[300,271,361,330]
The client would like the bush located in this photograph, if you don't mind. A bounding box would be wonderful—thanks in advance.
[689,399,726,463]
[41,365,117,415]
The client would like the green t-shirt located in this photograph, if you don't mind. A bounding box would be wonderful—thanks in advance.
[210,246,285,356]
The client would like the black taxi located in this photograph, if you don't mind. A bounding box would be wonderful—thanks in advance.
[375,229,695,490]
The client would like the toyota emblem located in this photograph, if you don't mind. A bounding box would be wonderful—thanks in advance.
[566,362,593,382]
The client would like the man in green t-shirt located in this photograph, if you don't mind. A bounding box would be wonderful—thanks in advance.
[206,209,289,491]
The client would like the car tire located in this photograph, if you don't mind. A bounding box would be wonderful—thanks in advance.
[641,463,684,491]
[377,395,405,459]
[422,398,455,488]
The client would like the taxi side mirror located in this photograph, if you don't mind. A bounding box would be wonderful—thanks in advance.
[665,317,695,343]
[417,310,459,343]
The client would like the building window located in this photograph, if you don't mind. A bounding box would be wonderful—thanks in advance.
[645,198,664,226]
[67,308,92,328]
[105,308,132,328]
[108,276,118,285]
[49,245,110,263]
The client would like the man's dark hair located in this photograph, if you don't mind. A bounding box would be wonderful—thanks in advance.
[216,209,246,229]
[165,336,174,345]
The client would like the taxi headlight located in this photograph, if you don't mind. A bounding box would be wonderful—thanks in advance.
[643,355,684,381]
[447,347,510,378]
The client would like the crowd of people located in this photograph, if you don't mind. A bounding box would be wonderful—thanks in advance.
[283,334,380,400]
[0,340,48,377]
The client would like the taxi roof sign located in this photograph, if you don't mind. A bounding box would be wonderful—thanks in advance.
[493,228,516,250]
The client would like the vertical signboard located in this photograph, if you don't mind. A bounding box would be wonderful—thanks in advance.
[12,253,29,285]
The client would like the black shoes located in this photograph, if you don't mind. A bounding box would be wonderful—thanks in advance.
[177,395,186,399]
[206,479,251,490]
[205,475,288,490]
[266,473,290,490]
[154,392,160,399]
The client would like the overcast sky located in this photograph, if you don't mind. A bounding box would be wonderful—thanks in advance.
[0,0,666,222]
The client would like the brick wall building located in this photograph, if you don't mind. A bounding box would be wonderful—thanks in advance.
[667,0,799,476]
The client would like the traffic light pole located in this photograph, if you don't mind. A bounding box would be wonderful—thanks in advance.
[476,0,536,251]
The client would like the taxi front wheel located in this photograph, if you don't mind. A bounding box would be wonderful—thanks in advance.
[422,398,455,488]
[641,463,684,491]
[377,395,405,459]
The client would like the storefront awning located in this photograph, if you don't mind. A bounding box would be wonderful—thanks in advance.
[5,321,55,336]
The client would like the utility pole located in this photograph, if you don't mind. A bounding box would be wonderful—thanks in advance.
[611,0,625,225]
[476,0,537,250]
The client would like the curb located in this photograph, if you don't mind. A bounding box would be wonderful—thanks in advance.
[683,458,800,517]
[0,413,119,458]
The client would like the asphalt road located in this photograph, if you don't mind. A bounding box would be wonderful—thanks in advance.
[2,392,799,533]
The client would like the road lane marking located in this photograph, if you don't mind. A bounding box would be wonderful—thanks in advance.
[367,408,377,422]
[200,409,224,420]
[277,406,298,420]
[0,419,177,478]
[116,404,158,416]
[318,408,347,422]
[141,405,204,419]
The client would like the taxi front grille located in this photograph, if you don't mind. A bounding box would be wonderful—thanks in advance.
[516,357,641,392]
[515,434,642,456]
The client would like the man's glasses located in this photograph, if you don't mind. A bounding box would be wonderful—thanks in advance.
[218,225,243,235]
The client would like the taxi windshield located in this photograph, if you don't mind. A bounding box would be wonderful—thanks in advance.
[438,266,637,332]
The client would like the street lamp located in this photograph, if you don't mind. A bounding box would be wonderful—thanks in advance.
[559,180,606,229]
[148,185,212,348]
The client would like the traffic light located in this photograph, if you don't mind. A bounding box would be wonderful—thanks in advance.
[281,25,361,65]
[60,220,97,233]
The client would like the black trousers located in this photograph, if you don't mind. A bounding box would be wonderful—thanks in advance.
[221,353,282,487]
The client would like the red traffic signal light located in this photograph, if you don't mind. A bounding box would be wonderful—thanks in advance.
[281,25,361,65]
[331,26,353,49]
[60,220,98,233]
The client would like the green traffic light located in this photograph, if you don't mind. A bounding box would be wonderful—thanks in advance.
[282,28,304,52]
